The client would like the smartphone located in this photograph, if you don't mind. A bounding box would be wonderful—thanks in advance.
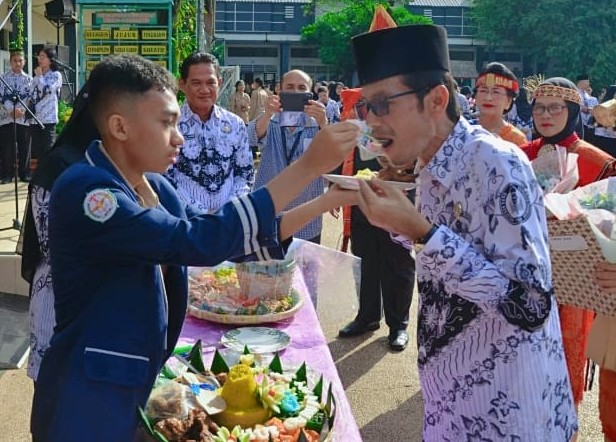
[279,92,313,111]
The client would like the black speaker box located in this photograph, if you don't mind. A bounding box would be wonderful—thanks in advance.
[44,0,74,18]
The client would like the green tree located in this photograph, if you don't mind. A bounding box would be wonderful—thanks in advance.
[172,0,198,75]
[301,1,431,81]
[9,0,25,52]
[471,0,616,90]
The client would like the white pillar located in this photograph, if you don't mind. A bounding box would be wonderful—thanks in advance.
[26,0,32,76]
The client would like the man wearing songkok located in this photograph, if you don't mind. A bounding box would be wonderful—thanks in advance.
[351,24,577,440]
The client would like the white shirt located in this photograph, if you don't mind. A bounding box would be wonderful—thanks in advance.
[29,70,62,124]
[166,103,254,212]
[324,98,340,123]
[578,88,595,127]
[0,70,32,126]
[413,118,577,440]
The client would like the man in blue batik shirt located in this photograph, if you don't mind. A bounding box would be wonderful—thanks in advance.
[248,69,328,244]
[166,52,253,212]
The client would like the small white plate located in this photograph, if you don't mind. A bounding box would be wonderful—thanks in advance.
[220,327,291,354]
[323,174,416,191]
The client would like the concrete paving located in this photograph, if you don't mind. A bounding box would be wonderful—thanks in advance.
[0,181,604,441]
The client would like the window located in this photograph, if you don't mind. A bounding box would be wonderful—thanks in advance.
[423,9,432,19]
[284,6,294,19]
[494,52,522,62]
[449,51,474,61]
[228,47,278,58]
[290,47,319,58]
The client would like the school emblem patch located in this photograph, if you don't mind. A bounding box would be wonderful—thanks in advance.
[83,189,118,223]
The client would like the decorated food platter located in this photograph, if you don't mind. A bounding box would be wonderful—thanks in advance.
[188,261,304,325]
[140,341,337,442]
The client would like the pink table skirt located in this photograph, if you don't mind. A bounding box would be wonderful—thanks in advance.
[179,273,362,441]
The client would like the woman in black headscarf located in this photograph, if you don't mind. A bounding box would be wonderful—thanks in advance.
[520,76,616,424]
[593,84,616,157]
[19,80,99,381]
[508,86,533,140]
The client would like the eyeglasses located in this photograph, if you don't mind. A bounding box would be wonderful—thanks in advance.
[476,87,508,98]
[355,87,430,120]
[532,104,567,116]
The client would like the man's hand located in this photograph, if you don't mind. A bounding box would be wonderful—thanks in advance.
[264,94,282,118]
[299,122,359,176]
[357,179,431,240]
[304,100,327,128]
[255,95,282,139]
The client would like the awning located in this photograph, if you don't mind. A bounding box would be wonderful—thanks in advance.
[450,60,478,79]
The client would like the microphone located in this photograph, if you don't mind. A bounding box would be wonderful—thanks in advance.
[54,59,75,72]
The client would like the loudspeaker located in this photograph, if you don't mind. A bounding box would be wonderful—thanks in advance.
[44,0,74,19]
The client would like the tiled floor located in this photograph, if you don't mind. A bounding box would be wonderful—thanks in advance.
[0,292,29,369]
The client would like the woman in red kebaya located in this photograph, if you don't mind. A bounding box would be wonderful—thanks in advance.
[474,62,527,146]
[521,77,616,440]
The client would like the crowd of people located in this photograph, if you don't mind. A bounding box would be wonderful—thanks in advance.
[228,76,346,125]
[6,14,616,442]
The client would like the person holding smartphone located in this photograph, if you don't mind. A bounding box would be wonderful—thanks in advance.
[249,69,328,243]
[248,69,328,302]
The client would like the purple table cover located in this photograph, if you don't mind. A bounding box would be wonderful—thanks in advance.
[179,273,362,441]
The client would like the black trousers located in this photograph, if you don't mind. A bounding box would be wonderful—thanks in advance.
[0,123,31,179]
[351,221,416,331]
[30,123,56,161]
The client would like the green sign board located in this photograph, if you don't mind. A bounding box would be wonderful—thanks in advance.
[78,3,173,87]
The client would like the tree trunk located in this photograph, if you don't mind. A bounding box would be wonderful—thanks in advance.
[204,0,215,52]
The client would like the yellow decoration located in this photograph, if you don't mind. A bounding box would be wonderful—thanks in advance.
[214,365,270,429]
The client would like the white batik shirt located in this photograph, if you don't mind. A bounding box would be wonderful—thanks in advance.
[0,70,32,126]
[414,118,577,441]
[29,70,62,124]
[166,103,253,212]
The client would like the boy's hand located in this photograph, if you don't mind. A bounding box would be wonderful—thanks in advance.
[299,122,359,175]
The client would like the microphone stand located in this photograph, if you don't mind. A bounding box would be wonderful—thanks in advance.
[0,74,44,232]
[54,61,75,104]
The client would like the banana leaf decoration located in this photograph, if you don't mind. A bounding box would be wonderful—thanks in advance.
[187,339,207,373]
[210,349,230,374]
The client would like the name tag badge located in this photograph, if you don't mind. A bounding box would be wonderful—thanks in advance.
[550,235,589,252]
[303,138,313,153]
